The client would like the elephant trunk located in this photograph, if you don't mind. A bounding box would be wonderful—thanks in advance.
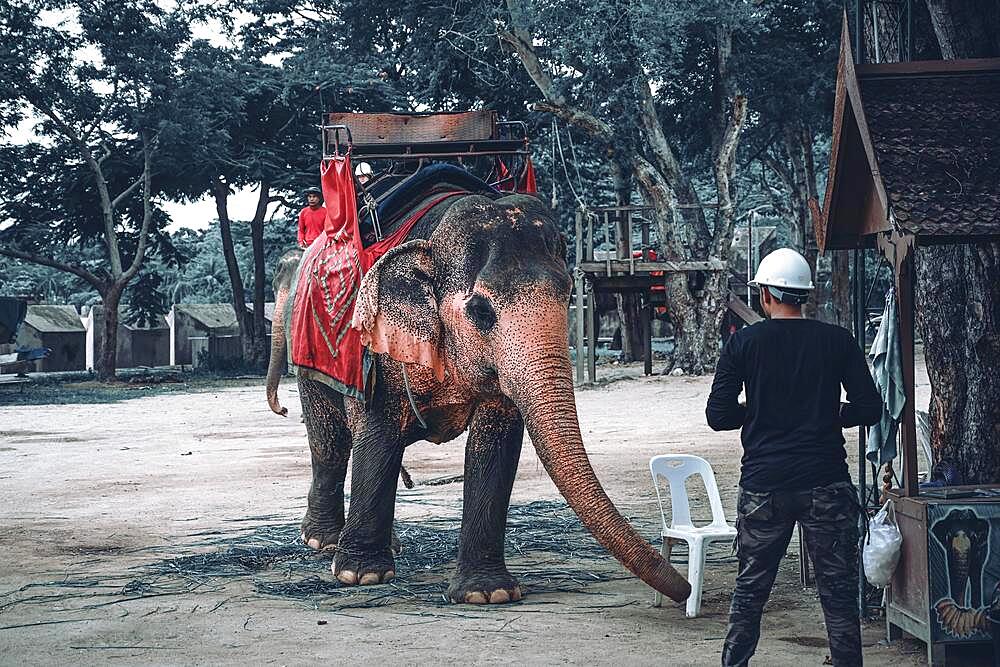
[496,307,691,602]
[266,284,290,416]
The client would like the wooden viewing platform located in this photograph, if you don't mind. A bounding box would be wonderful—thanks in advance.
[572,206,730,384]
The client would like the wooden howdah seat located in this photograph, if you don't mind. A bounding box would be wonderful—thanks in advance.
[323,112,532,246]
[323,111,527,160]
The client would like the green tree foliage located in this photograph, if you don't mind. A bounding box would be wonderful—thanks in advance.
[149,217,298,306]
[1,214,297,308]
[0,0,862,374]
[158,11,411,369]
[0,0,191,378]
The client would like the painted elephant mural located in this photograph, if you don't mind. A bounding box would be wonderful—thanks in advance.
[266,192,691,605]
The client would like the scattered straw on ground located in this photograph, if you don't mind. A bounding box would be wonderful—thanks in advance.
[0,500,734,622]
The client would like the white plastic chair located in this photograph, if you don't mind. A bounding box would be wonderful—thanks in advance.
[649,454,737,618]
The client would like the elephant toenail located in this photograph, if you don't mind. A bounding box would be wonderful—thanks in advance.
[336,568,358,585]
[489,589,510,604]
[307,538,321,550]
[511,587,523,601]
[359,572,381,585]
[383,570,395,582]
[465,591,488,604]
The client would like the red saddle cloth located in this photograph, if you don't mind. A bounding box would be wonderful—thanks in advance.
[289,156,462,399]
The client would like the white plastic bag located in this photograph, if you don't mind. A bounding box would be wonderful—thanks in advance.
[863,500,903,587]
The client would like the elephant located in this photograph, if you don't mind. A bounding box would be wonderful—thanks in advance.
[266,192,691,605]
[932,508,990,609]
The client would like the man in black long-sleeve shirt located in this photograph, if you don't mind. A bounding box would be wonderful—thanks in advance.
[706,248,880,667]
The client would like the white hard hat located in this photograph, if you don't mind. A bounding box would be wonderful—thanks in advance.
[355,161,373,178]
[748,248,814,290]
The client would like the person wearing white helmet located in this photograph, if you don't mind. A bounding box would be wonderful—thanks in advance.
[747,247,815,306]
[354,161,373,185]
[707,247,880,667]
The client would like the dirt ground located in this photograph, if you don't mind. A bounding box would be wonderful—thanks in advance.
[0,362,949,666]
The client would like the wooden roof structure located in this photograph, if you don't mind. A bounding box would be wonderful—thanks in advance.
[815,15,1000,252]
[816,16,1000,498]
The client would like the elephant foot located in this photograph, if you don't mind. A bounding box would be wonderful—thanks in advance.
[333,547,396,586]
[300,513,344,551]
[301,516,402,556]
[447,567,523,605]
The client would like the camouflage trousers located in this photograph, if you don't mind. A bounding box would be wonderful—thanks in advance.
[722,481,863,667]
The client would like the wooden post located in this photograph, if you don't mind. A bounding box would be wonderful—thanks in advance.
[603,211,612,275]
[627,210,635,275]
[642,298,652,376]
[586,288,597,384]
[799,530,814,587]
[574,210,585,385]
[897,243,919,497]
[641,217,651,261]
[586,213,594,262]
[575,208,584,273]
[853,247,868,617]
[574,280,586,384]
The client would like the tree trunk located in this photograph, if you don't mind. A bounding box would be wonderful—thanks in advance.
[918,0,1000,480]
[247,181,272,371]
[615,294,644,362]
[924,0,1000,59]
[96,284,123,382]
[776,123,825,319]
[667,271,728,375]
[830,250,851,326]
[213,178,255,365]
[916,244,1000,483]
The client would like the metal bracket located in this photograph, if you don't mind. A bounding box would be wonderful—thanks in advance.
[322,124,353,159]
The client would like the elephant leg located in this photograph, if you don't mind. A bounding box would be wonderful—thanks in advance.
[447,399,524,604]
[298,377,351,551]
[333,397,404,586]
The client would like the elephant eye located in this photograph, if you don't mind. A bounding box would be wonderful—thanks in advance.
[465,294,496,332]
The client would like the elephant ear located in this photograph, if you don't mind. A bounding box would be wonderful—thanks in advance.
[931,517,951,545]
[353,240,446,381]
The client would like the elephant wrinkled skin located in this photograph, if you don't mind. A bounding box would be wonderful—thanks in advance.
[266,194,691,604]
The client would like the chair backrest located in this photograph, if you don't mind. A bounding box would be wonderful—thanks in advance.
[649,454,729,530]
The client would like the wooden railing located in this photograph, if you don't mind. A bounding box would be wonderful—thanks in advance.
[574,206,725,276]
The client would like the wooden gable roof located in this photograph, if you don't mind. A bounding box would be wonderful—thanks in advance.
[816,16,1000,252]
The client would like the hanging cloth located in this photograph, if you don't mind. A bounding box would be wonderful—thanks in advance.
[519,156,537,194]
[320,155,365,244]
[289,155,370,399]
[289,155,468,400]
[866,289,906,466]
[496,159,515,191]
[496,156,537,194]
